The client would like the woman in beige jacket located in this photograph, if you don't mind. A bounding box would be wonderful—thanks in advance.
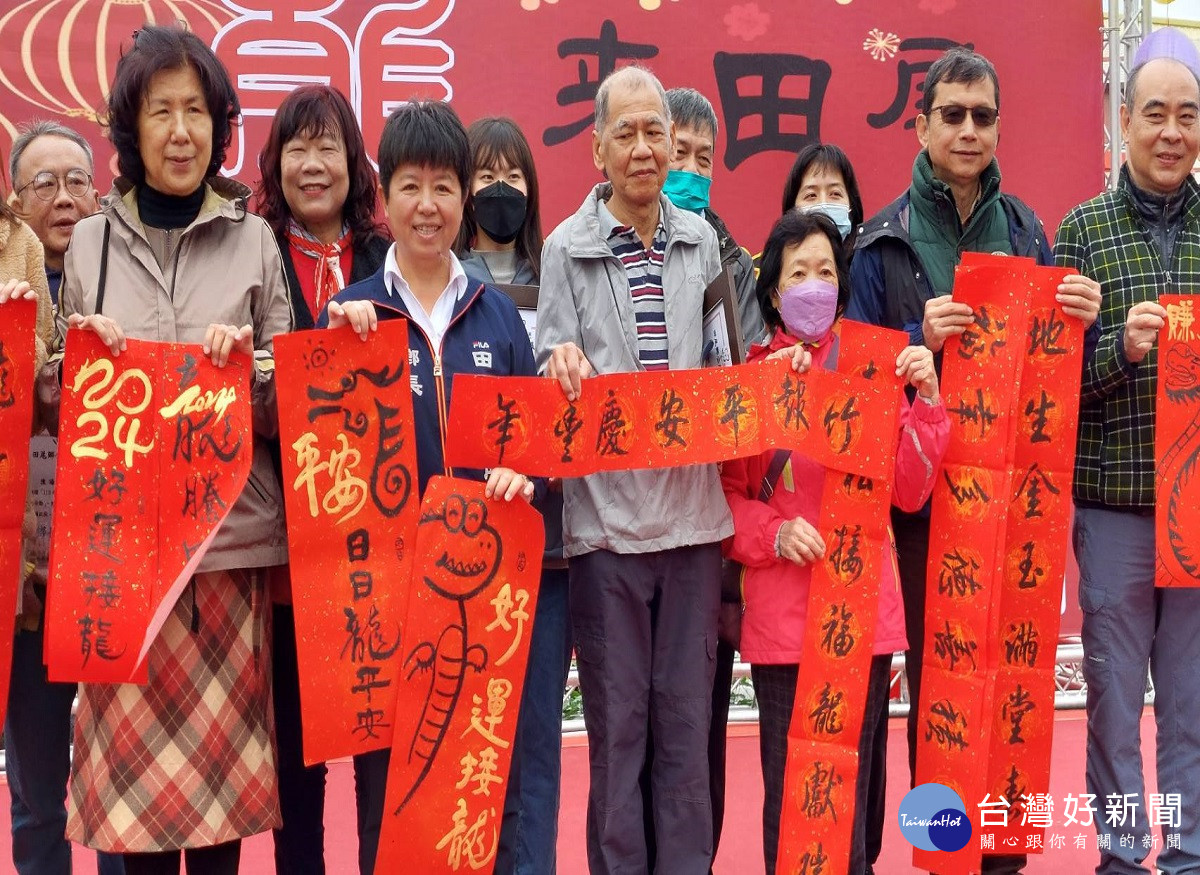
[41,25,292,875]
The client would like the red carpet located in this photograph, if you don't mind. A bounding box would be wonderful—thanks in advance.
[0,709,1161,873]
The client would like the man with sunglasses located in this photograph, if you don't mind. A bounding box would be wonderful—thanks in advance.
[846,47,1100,875]
[6,120,120,875]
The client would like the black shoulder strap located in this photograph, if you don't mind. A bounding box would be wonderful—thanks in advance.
[758,449,790,502]
[94,219,111,316]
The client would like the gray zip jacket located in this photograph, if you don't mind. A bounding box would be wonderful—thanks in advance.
[535,183,734,556]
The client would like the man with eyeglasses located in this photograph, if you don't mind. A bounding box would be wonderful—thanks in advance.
[846,48,1100,875]
[10,120,101,305]
[5,120,120,875]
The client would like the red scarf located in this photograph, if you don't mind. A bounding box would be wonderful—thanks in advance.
[285,221,353,316]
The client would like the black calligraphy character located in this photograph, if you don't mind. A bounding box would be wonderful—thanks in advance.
[172,411,242,463]
[1016,541,1045,589]
[554,401,584,463]
[363,604,400,660]
[1015,463,1061,520]
[719,384,750,448]
[797,844,830,875]
[347,529,370,562]
[87,513,123,563]
[85,468,127,505]
[943,470,990,507]
[822,397,861,453]
[713,52,832,170]
[175,352,199,390]
[81,570,121,610]
[307,364,405,437]
[655,388,689,448]
[800,761,842,822]
[596,390,629,457]
[867,37,975,130]
[182,472,226,523]
[78,615,125,667]
[1003,764,1029,813]
[827,525,865,584]
[487,394,521,465]
[396,494,502,816]
[1001,685,1035,744]
[842,473,874,496]
[350,570,373,601]
[946,389,999,438]
[342,607,367,663]
[0,342,13,408]
[819,602,856,658]
[1003,621,1040,668]
[938,548,982,598]
[957,305,1007,361]
[1028,309,1069,356]
[1024,390,1056,444]
[932,620,978,671]
[925,698,970,751]
[808,683,845,736]
[774,374,810,431]
[352,665,391,705]
[543,20,658,146]
[354,706,389,742]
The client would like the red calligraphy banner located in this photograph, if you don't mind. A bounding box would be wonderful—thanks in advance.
[778,323,907,874]
[0,298,38,728]
[445,360,899,482]
[275,322,421,763]
[375,476,544,874]
[45,330,251,684]
[916,254,1082,873]
[1156,294,1200,588]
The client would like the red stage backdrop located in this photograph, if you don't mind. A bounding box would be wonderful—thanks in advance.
[0,0,1100,250]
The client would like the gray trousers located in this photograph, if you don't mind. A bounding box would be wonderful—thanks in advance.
[1076,506,1200,874]
[570,543,722,875]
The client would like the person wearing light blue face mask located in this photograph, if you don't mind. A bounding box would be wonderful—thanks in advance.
[780,143,865,248]
[664,87,765,350]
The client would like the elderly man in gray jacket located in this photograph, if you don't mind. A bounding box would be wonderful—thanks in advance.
[536,65,733,874]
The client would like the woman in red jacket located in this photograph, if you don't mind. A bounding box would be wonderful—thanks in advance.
[722,209,949,875]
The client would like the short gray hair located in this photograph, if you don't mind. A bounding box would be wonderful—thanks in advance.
[1125,57,1200,113]
[9,120,95,188]
[594,65,671,132]
[665,87,718,139]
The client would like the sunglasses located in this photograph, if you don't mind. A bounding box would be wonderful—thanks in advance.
[928,104,999,128]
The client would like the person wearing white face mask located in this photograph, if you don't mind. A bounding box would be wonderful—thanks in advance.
[779,142,864,248]
[722,209,948,875]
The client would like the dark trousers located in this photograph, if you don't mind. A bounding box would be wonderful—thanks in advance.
[570,544,721,875]
[752,654,890,875]
[270,604,390,875]
[891,510,1024,874]
[121,841,239,875]
[639,632,735,873]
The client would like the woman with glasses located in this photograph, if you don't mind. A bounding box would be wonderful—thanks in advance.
[44,24,292,875]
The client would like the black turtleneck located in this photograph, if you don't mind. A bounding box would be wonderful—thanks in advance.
[138,184,205,230]
[1125,174,1186,267]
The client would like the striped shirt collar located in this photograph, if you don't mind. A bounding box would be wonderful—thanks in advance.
[597,197,665,247]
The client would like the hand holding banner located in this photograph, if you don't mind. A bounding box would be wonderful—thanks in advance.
[46,329,251,683]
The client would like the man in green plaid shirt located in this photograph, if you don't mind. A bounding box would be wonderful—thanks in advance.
[1055,56,1200,874]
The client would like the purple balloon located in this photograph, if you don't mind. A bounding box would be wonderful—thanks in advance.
[1133,26,1200,77]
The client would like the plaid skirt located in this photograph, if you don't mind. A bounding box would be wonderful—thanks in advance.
[67,569,280,853]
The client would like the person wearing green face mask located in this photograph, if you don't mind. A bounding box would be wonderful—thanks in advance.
[664,87,764,350]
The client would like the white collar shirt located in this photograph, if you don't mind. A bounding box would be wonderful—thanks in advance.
[382,244,469,352]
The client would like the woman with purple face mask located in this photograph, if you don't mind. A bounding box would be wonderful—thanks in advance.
[720,210,949,875]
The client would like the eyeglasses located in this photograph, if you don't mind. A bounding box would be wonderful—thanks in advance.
[928,104,999,128]
[16,169,93,202]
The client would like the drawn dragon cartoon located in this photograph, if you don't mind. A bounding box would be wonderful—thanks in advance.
[1160,343,1200,585]
[393,492,503,815]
